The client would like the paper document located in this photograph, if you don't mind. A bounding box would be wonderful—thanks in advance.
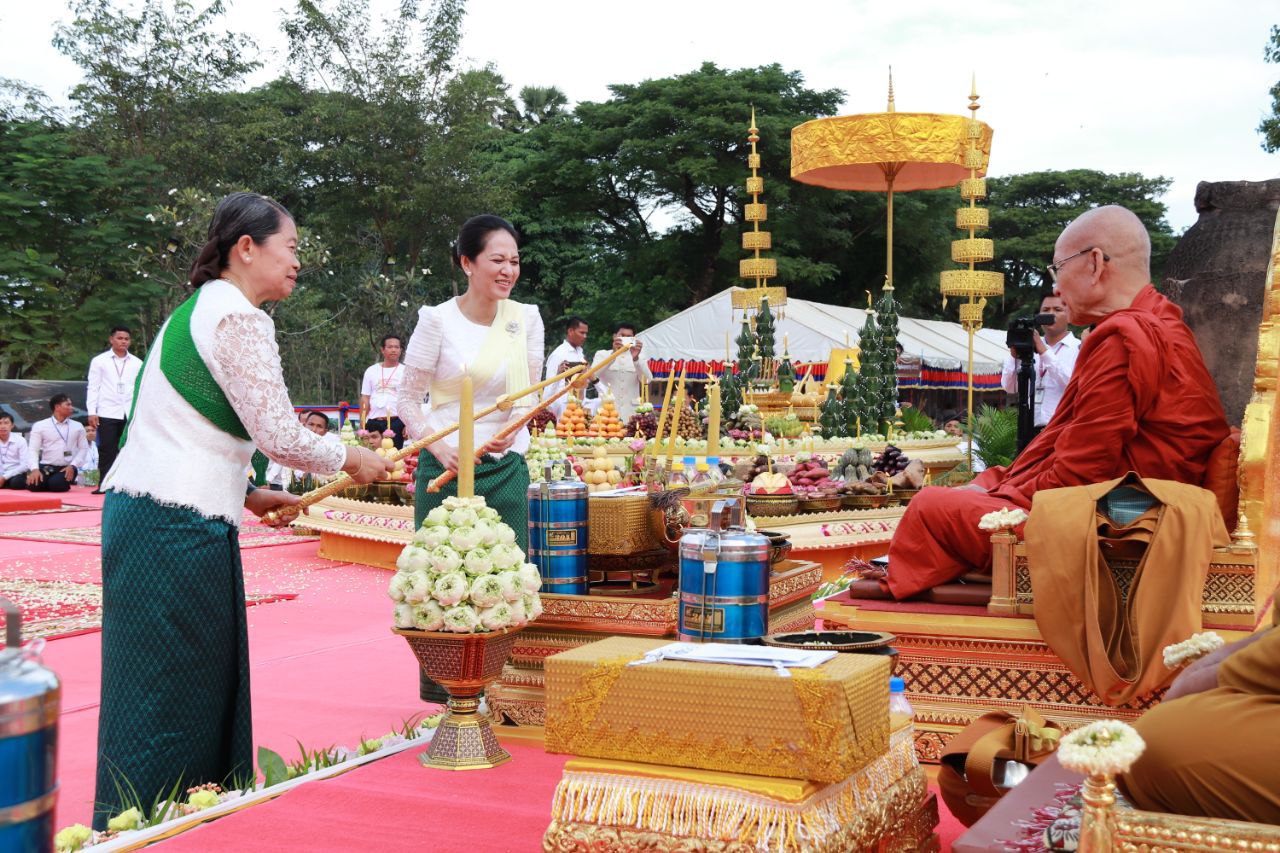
[627,642,836,677]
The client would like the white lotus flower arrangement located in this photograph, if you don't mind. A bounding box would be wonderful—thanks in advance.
[388,495,542,634]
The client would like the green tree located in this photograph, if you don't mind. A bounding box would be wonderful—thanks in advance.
[517,85,568,127]
[53,0,260,185]
[985,169,1174,325]
[1260,25,1280,152]
[0,118,161,377]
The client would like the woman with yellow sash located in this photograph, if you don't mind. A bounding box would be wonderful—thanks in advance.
[94,193,388,827]
[397,215,544,540]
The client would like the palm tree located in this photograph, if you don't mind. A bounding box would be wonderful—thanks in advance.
[518,85,568,126]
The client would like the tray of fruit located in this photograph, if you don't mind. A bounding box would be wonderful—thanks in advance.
[785,455,842,511]
[744,471,798,517]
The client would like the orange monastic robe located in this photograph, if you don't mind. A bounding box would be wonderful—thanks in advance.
[886,285,1228,600]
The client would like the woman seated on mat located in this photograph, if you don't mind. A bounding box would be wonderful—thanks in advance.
[93,191,388,829]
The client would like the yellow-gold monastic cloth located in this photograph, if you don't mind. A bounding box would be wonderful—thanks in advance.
[544,636,890,783]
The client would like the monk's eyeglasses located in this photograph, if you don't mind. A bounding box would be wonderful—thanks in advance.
[1047,246,1109,283]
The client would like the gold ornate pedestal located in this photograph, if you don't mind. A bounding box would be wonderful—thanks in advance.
[395,627,522,770]
[490,561,822,727]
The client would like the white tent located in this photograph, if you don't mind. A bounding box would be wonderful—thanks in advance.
[637,287,1009,375]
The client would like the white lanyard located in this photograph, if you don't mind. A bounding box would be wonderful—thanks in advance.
[113,355,129,394]
[52,419,72,461]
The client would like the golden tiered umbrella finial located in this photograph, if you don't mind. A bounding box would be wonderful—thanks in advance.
[732,106,787,322]
[938,75,1004,470]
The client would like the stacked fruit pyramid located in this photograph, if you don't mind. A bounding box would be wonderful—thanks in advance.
[555,397,589,439]
[587,394,625,440]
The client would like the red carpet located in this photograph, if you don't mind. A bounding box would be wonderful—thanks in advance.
[162,741,568,852]
[0,490,61,512]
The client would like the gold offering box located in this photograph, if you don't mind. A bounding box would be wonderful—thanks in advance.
[543,725,938,853]
[490,560,821,727]
[544,635,890,783]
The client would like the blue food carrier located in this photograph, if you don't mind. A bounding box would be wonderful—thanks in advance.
[0,596,60,853]
[527,470,589,595]
[678,500,770,643]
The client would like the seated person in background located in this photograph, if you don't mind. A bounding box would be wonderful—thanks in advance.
[292,410,341,484]
[0,414,30,488]
[1119,603,1280,823]
[24,394,89,494]
[75,423,100,486]
[943,413,985,474]
[885,205,1229,600]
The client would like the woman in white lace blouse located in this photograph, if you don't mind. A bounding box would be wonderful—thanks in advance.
[396,215,545,542]
[94,193,388,829]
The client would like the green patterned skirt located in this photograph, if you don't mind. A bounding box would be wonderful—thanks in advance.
[94,491,252,829]
[414,451,529,551]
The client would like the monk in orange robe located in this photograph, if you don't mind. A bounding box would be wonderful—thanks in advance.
[886,205,1229,600]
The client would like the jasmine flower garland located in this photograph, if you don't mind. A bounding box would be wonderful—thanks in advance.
[977,507,1029,532]
[1057,721,1145,777]
[1162,631,1225,669]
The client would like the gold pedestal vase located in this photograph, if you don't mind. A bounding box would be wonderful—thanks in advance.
[394,627,522,770]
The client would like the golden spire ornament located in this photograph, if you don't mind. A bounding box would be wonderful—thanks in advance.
[938,75,1004,470]
[732,107,787,321]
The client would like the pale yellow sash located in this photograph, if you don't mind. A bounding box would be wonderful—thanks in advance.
[430,299,528,406]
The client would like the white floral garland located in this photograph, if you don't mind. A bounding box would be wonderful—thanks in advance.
[1057,720,1146,777]
[1162,631,1225,669]
[977,507,1028,532]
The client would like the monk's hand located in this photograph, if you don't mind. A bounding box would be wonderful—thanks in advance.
[343,446,392,483]
[1163,662,1218,702]
[246,488,300,526]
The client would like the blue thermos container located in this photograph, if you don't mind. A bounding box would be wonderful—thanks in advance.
[678,499,771,643]
[0,597,60,852]
[527,466,589,595]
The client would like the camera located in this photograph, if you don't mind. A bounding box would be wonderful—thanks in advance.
[1006,313,1057,352]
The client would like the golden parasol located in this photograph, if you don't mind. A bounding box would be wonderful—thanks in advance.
[790,69,993,290]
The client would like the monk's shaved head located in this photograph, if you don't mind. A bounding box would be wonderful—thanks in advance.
[1052,204,1154,323]
[1058,205,1151,280]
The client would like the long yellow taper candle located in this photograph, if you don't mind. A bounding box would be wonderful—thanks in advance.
[665,367,687,459]
[707,379,721,460]
[654,368,678,449]
[458,368,475,497]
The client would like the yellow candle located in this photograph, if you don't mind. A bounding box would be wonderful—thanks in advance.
[458,368,475,497]
[783,332,789,354]
[707,380,721,460]
[654,368,677,448]
[725,331,731,363]
[665,369,687,460]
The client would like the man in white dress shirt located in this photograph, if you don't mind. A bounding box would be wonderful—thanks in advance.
[1000,295,1080,436]
[0,414,30,488]
[591,322,651,421]
[86,326,143,492]
[23,394,88,493]
[543,316,593,419]
[361,334,407,450]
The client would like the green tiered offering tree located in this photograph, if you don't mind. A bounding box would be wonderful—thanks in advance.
[776,354,796,394]
[735,317,755,365]
[855,307,891,434]
[818,384,844,437]
[874,284,901,428]
[755,297,777,364]
[719,365,743,421]
[838,355,865,436]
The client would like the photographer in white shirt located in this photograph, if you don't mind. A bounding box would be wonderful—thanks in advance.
[1000,295,1080,434]
[86,326,143,492]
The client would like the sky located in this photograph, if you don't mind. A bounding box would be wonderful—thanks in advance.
[2,0,1278,233]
